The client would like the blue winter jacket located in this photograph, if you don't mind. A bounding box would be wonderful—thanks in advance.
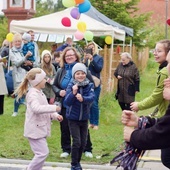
[64,80,95,121]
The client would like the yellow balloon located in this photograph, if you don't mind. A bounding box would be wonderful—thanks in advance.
[62,0,75,7]
[105,36,112,45]
[6,33,14,42]
[77,21,86,32]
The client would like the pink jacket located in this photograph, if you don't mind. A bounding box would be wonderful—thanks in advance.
[24,88,59,139]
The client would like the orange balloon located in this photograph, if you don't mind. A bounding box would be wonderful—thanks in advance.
[75,0,84,5]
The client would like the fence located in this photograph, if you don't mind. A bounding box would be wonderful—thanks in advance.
[99,45,149,94]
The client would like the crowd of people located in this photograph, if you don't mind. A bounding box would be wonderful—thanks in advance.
[0,32,103,170]
[1,31,170,169]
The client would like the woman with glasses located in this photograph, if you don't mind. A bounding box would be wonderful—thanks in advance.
[130,40,170,168]
[52,47,94,158]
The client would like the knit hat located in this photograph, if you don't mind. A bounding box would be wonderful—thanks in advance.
[41,50,52,59]
[22,32,31,42]
[29,69,46,87]
[72,63,87,78]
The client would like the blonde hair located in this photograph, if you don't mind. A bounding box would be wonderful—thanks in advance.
[60,47,81,68]
[87,42,99,55]
[12,33,22,42]
[14,68,42,101]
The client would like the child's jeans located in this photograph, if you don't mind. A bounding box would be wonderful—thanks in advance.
[14,95,25,112]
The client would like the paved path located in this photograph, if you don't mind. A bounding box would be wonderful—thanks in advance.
[0,150,168,170]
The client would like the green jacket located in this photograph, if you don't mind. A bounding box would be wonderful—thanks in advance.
[138,67,169,117]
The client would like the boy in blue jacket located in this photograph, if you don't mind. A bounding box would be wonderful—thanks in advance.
[64,63,95,170]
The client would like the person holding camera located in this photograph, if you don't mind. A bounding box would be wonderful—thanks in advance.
[83,42,104,130]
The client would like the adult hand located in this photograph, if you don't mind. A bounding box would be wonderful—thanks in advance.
[56,106,61,112]
[123,126,134,142]
[117,75,122,79]
[164,78,170,88]
[60,90,66,97]
[25,51,32,58]
[57,115,63,122]
[130,102,139,112]
[121,110,139,127]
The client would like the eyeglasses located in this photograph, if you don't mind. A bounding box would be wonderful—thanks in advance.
[152,49,164,54]
[65,53,75,58]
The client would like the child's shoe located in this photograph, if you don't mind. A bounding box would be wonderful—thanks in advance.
[12,112,18,117]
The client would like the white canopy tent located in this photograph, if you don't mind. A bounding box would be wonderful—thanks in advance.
[10,7,125,42]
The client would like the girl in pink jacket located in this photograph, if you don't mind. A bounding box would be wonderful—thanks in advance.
[14,68,63,170]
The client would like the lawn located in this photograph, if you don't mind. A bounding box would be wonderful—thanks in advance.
[0,57,158,165]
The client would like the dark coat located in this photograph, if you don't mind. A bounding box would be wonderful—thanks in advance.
[130,104,170,150]
[114,61,140,103]
[64,81,95,121]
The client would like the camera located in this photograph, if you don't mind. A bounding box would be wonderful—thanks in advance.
[84,48,93,55]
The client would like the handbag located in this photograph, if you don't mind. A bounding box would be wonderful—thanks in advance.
[92,75,101,88]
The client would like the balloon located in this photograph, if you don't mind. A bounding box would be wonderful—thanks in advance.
[62,0,75,7]
[74,30,84,40]
[167,19,170,26]
[77,21,86,32]
[84,31,93,41]
[6,33,14,42]
[70,7,80,20]
[105,36,112,45]
[75,0,85,4]
[61,17,71,27]
[78,0,91,13]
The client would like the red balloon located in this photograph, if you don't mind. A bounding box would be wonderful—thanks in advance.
[167,19,170,26]
[61,17,71,27]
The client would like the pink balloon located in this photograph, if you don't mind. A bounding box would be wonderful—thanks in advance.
[61,17,71,27]
[74,30,84,40]
[70,7,80,20]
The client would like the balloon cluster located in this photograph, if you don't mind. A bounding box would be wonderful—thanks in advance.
[61,0,94,41]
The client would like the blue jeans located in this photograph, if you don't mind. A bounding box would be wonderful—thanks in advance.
[14,96,25,112]
[89,85,101,126]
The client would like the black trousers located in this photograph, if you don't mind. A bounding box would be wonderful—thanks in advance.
[60,107,92,153]
[0,95,4,114]
[161,147,170,168]
[118,102,131,111]
[68,119,88,166]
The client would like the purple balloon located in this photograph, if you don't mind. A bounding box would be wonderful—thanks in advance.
[78,0,91,13]
[70,8,80,20]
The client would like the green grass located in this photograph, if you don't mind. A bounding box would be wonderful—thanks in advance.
[0,57,158,164]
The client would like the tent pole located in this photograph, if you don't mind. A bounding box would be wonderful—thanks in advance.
[109,31,114,92]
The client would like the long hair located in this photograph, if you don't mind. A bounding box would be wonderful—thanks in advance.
[60,47,81,68]
[41,50,53,76]
[13,68,42,101]
[87,42,99,55]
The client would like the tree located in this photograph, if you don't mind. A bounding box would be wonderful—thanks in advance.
[90,0,152,48]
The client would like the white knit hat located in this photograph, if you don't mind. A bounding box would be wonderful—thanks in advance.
[41,50,52,59]
[22,32,31,42]
[72,63,87,78]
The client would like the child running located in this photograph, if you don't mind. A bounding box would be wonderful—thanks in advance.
[14,68,63,170]
[64,63,95,170]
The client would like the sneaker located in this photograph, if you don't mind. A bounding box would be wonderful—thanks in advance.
[12,112,18,117]
[60,152,69,158]
[93,125,99,130]
[84,151,93,158]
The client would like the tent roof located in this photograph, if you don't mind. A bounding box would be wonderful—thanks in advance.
[85,6,133,37]
[10,7,126,42]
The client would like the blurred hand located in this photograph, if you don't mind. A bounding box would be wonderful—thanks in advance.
[56,106,61,112]
[121,110,139,127]
[72,84,78,95]
[76,93,83,102]
[117,75,122,79]
[164,78,170,88]
[60,90,66,97]
[130,102,139,112]
[57,115,63,122]
[26,51,32,58]
[123,126,134,142]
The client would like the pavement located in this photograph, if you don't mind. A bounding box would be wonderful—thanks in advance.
[0,150,168,170]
